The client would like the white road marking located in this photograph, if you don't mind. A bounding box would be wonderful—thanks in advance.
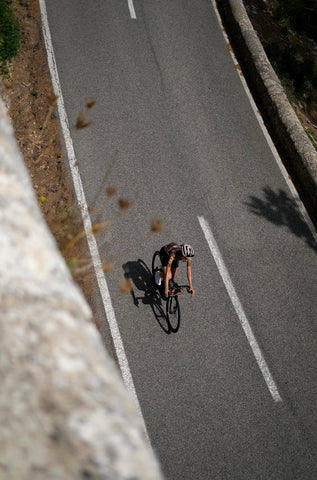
[198,216,282,403]
[128,0,137,19]
[39,0,149,441]
[210,0,317,243]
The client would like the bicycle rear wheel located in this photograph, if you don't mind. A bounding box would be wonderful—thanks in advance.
[166,295,181,333]
[152,251,163,287]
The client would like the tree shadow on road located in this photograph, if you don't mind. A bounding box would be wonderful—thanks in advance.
[122,259,175,334]
[245,186,317,252]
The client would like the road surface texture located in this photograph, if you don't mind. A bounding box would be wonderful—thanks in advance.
[44,1,317,478]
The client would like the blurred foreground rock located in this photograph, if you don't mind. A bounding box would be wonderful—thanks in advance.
[0,97,163,479]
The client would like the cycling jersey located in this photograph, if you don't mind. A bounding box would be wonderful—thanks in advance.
[163,242,192,266]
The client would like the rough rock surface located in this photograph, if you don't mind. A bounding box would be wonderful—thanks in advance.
[0,98,162,480]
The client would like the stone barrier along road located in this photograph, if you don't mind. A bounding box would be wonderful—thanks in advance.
[0,96,163,479]
[218,0,317,222]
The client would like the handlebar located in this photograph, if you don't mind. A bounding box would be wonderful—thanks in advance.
[167,285,193,297]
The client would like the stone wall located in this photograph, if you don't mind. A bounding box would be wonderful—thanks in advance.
[218,0,317,221]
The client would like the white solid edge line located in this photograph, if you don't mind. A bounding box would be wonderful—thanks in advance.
[198,216,282,403]
[128,0,137,19]
[38,0,150,442]
[210,0,317,244]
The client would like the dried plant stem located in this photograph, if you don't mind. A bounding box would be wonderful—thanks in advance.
[34,140,54,165]
[105,231,154,266]
[90,150,118,209]
[71,262,94,276]
[41,105,55,131]
[62,213,125,254]
[41,94,58,132]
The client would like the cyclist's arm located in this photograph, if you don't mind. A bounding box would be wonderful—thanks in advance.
[187,262,195,295]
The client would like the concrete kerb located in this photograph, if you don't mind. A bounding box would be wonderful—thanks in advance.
[218,0,317,223]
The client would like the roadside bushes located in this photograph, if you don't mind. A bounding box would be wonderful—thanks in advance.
[0,0,20,72]
[264,0,317,122]
[265,40,317,93]
[274,0,317,41]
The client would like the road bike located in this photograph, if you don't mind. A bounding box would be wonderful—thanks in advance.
[152,250,191,332]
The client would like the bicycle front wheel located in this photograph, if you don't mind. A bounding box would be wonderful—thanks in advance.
[152,251,162,287]
[166,295,181,333]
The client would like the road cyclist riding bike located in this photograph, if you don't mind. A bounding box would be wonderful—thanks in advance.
[155,242,195,299]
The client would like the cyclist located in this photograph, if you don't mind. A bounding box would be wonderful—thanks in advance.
[157,243,195,298]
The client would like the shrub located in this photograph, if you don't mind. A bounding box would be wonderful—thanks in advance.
[274,0,317,41]
[0,0,20,72]
[266,40,316,94]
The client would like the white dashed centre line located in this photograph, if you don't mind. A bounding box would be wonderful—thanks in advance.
[198,216,282,403]
[127,0,137,19]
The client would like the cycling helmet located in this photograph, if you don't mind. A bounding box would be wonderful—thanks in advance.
[181,244,195,258]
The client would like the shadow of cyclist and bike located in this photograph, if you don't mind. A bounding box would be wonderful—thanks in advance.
[122,259,181,334]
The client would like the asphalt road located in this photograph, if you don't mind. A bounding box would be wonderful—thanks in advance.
[45,1,317,478]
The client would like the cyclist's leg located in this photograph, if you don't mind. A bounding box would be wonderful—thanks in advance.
[171,259,179,286]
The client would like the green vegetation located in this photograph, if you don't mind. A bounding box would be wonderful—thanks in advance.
[0,0,20,73]
[274,0,317,41]
[263,0,317,127]
[305,127,317,148]
[265,40,317,97]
